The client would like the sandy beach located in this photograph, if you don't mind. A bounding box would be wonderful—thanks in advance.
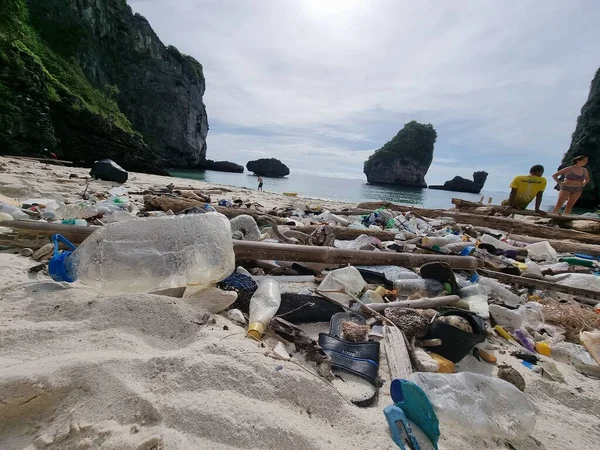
[1,155,600,450]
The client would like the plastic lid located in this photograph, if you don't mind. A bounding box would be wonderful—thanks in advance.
[247,322,266,341]
[48,250,75,282]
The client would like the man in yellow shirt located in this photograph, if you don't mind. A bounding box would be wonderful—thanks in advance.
[502,165,547,215]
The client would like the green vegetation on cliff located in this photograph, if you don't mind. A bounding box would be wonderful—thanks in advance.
[0,0,208,172]
[364,121,437,172]
[0,0,134,135]
[560,67,600,208]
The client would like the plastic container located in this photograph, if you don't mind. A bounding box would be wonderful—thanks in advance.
[61,219,88,226]
[559,257,595,268]
[480,234,516,250]
[48,213,235,294]
[457,284,489,318]
[409,372,536,440]
[317,266,366,306]
[393,279,448,299]
[429,353,456,373]
[547,273,600,292]
[580,330,600,364]
[525,241,558,262]
[247,278,281,340]
[0,202,29,220]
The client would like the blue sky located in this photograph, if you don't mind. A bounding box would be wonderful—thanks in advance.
[130,0,600,190]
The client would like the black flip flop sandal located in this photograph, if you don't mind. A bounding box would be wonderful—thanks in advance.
[419,261,459,295]
[318,312,381,407]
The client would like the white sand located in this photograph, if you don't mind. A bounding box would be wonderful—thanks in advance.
[1,156,599,450]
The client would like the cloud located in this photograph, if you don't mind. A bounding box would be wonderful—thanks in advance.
[130,0,600,191]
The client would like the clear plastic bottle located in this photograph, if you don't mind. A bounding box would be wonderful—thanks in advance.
[247,278,281,340]
[475,276,522,307]
[393,279,447,299]
[48,213,235,294]
[410,372,536,440]
[0,202,29,220]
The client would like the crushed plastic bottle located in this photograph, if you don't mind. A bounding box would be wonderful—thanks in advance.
[247,278,281,340]
[474,276,523,307]
[457,284,489,318]
[525,241,558,262]
[317,266,366,306]
[48,213,235,294]
[393,279,448,299]
[410,372,536,440]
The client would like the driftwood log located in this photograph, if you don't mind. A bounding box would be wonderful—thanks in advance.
[0,221,482,269]
[472,228,600,256]
[367,295,461,312]
[268,317,332,378]
[478,269,600,305]
[234,241,483,269]
[383,326,413,380]
[353,201,600,243]
[289,225,397,242]
[143,195,288,224]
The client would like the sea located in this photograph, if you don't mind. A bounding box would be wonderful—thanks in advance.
[169,169,561,211]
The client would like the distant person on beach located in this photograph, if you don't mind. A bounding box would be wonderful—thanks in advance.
[551,155,589,215]
[501,165,547,215]
[257,176,263,192]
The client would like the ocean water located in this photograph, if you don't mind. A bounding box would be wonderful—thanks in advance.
[169,169,560,211]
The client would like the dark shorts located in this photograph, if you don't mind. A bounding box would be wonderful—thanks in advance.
[560,185,583,193]
[258,183,263,188]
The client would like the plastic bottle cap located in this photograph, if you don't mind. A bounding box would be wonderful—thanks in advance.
[442,282,452,294]
[247,322,266,341]
[48,251,76,282]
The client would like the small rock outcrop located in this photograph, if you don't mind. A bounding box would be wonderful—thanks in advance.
[429,171,489,194]
[198,160,244,173]
[246,158,290,178]
[558,67,600,208]
[364,121,437,187]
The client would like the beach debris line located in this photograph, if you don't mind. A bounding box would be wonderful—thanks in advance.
[2,180,600,448]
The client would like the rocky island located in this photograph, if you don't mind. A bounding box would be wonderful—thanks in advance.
[0,0,208,174]
[558,67,600,208]
[429,171,489,194]
[197,160,244,173]
[363,121,437,187]
[246,158,290,177]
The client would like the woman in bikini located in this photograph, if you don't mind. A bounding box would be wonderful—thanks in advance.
[551,155,589,215]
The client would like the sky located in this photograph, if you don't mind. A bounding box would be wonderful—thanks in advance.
[130,0,600,190]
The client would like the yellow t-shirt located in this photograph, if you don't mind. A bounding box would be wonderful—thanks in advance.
[509,175,547,209]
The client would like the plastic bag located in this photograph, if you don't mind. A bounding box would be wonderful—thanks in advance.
[410,372,536,440]
[317,267,366,307]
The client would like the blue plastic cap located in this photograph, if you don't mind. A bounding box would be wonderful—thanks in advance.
[461,246,476,256]
[48,234,78,283]
[48,250,76,282]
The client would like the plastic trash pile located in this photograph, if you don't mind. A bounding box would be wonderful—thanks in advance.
[3,187,600,448]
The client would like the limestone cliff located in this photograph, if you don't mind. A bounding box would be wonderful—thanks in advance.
[559,68,600,208]
[0,0,208,172]
[364,121,437,187]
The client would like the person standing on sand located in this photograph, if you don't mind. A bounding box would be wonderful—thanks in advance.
[551,155,589,215]
[257,176,263,192]
[502,165,547,215]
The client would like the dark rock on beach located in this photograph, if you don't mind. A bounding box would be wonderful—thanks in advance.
[198,160,244,173]
[429,171,489,194]
[559,67,600,208]
[246,158,290,178]
[364,121,437,187]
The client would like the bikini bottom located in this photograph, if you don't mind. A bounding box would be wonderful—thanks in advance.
[560,185,583,193]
